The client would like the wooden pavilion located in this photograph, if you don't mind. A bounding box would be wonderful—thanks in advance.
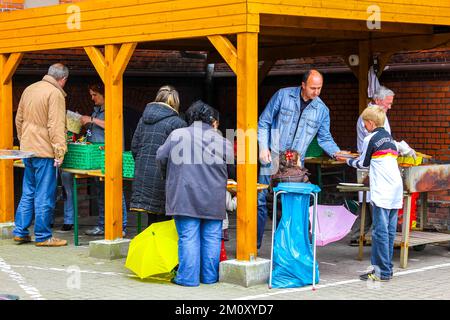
[1,0,449,261]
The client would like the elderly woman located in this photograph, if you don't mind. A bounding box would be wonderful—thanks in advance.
[130,85,187,226]
[156,100,233,286]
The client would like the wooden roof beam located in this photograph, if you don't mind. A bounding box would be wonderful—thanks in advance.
[260,33,450,61]
[260,14,434,35]
[260,41,358,61]
[261,26,369,40]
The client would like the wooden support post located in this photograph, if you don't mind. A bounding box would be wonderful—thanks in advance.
[376,52,393,78]
[400,194,412,268]
[358,41,370,114]
[207,35,238,74]
[236,33,258,261]
[84,46,105,83]
[85,43,136,240]
[0,53,23,223]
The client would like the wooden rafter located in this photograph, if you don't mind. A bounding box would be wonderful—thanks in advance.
[207,35,238,74]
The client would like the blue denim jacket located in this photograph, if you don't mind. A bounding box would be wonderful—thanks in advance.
[258,87,340,161]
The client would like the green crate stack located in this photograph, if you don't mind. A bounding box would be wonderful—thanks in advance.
[62,143,104,169]
[305,136,323,158]
[100,151,135,178]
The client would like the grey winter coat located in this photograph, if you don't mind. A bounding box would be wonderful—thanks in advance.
[130,102,187,214]
[156,121,234,220]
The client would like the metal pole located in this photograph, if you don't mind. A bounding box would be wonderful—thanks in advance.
[311,192,318,291]
[269,190,286,289]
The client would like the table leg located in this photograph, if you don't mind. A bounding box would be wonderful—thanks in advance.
[73,176,79,246]
[400,194,412,268]
[137,213,142,234]
[358,191,367,261]
[419,192,427,231]
[316,164,322,204]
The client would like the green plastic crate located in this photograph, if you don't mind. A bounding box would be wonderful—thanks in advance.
[100,151,135,178]
[62,143,104,169]
[305,136,323,158]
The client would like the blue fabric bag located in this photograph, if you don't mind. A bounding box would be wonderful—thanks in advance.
[271,182,321,288]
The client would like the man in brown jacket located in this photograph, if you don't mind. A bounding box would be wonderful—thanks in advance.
[13,63,69,247]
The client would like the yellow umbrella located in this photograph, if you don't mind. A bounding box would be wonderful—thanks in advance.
[125,219,179,279]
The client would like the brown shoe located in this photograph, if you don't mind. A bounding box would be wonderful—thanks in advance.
[35,237,67,247]
[14,235,32,244]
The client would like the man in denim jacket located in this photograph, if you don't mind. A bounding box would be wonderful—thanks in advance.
[257,69,346,249]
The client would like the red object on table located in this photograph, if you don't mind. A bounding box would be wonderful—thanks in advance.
[398,192,418,231]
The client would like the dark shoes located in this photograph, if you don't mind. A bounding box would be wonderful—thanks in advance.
[13,235,32,244]
[60,224,73,232]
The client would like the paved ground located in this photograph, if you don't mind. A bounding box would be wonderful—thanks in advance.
[1,213,450,301]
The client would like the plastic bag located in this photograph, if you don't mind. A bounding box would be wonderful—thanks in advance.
[271,182,321,288]
[66,110,82,134]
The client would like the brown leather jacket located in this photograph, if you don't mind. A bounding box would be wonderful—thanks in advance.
[15,75,67,160]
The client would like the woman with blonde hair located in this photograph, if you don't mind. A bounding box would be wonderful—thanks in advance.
[130,85,187,226]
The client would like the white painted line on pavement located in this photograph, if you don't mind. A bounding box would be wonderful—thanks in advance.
[235,262,450,300]
[10,264,136,278]
[0,258,45,300]
[10,264,178,283]
[320,262,336,266]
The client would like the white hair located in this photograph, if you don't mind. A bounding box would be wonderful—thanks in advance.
[373,86,394,100]
[47,63,69,80]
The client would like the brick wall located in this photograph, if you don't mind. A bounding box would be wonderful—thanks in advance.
[0,0,24,10]
[0,0,81,10]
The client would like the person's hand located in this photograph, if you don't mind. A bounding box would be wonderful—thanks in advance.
[406,148,417,160]
[79,115,91,126]
[334,150,350,159]
[259,149,272,164]
[335,156,348,162]
[54,158,63,167]
[397,140,416,159]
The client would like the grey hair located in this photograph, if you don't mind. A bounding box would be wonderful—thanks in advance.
[373,86,394,100]
[47,63,69,80]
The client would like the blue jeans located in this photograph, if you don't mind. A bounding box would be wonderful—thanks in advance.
[173,216,222,286]
[61,171,74,225]
[13,158,56,243]
[371,205,398,279]
[257,161,278,249]
[95,179,127,231]
[257,172,271,249]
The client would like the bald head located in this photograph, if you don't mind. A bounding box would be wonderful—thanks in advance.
[301,69,323,100]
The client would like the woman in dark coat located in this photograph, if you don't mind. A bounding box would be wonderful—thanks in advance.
[130,85,187,226]
[156,100,233,286]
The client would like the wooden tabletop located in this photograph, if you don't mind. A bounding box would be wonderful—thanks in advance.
[304,156,347,166]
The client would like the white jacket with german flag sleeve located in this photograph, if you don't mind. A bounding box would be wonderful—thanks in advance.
[347,127,403,210]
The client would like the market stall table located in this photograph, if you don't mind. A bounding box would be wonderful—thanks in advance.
[305,156,347,203]
[337,164,450,269]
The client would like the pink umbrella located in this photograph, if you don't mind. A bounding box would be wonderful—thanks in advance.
[309,205,357,246]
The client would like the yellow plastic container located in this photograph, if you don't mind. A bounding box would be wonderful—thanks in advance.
[397,155,423,166]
